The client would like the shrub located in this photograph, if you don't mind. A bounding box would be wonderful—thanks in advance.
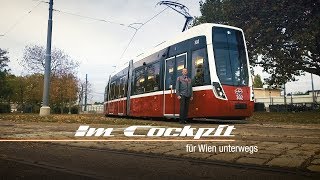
[0,103,11,113]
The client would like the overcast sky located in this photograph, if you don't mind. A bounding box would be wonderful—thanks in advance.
[0,0,319,103]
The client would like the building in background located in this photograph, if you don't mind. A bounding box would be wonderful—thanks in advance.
[254,88,319,111]
[81,103,103,114]
[253,88,281,98]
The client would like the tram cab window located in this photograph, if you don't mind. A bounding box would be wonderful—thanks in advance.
[191,48,210,86]
[134,68,145,95]
[212,27,249,86]
[104,85,108,101]
[145,62,160,92]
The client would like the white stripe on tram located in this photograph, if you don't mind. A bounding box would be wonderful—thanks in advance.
[106,85,213,102]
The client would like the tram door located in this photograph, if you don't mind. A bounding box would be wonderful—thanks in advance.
[118,77,126,115]
[163,53,187,117]
[108,82,116,115]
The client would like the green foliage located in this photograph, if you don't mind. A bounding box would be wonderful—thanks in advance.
[194,0,320,86]
[253,74,263,88]
[5,73,80,113]
[0,103,11,113]
[0,48,10,72]
[52,105,79,114]
[0,45,80,113]
[293,91,307,95]
[0,48,11,101]
[71,106,79,114]
[20,104,40,113]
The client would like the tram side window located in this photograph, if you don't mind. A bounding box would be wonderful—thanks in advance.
[115,79,120,99]
[109,82,116,100]
[119,77,127,98]
[104,85,108,101]
[134,68,146,95]
[145,62,160,92]
[191,48,210,86]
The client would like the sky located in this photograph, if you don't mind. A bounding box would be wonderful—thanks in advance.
[0,0,319,103]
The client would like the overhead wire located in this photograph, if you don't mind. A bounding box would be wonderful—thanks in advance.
[1,0,177,60]
[119,29,138,60]
[52,9,130,28]
[51,8,141,63]
[0,1,42,38]
[118,5,172,61]
[118,0,180,61]
[0,1,137,38]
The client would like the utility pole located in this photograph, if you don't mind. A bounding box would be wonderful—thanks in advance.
[283,83,287,112]
[283,83,287,105]
[311,73,316,109]
[84,74,88,112]
[269,90,272,106]
[40,0,53,116]
[78,84,83,113]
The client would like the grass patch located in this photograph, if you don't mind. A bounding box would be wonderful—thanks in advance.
[1,111,319,125]
[248,111,320,124]
[0,113,171,126]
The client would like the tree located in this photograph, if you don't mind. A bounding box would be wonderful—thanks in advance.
[194,0,320,85]
[4,73,80,113]
[6,75,27,110]
[20,44,81,113]
[0,48,9,73]
[24,74,43,112]
[0,48,11,101]
[21,44,79,75]
[253,74,263,88]
[78,80,93,111]
[51,73,79,113]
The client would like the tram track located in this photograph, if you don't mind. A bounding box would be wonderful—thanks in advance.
[0,156,101,180]
[48,142,319,177]
[1,142,319,179]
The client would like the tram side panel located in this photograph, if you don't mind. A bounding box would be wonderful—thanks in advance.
[130,93,163,117]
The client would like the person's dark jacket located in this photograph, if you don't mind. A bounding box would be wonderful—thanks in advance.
[176,75,193,97]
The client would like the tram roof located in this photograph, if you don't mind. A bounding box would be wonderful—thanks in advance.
[111,23,242,77]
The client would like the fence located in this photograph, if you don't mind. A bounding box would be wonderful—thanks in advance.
[81,104,104,114]
[255,94,319,112]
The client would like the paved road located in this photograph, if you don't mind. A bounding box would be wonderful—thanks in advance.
[1,120,320,171]
[0,159,94,180]
[0,142,319,180]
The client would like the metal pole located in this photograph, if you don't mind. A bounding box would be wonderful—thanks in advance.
[284,83,287,111]
[39,0,53,116]
[283,83,287,105]
[84,74,88,112]
[268,90,272,112]
[311,73,315,109]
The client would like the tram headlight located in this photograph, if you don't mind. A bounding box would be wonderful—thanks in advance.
[212,82,227,100]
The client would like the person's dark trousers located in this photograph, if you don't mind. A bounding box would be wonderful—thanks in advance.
[179,96,190,123]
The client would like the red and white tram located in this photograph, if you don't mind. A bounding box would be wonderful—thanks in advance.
[104,23,254,120]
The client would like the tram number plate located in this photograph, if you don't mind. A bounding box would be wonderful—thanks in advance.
[235,103,247,109]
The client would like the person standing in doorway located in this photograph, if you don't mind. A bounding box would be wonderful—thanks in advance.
[176,68,193,124]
